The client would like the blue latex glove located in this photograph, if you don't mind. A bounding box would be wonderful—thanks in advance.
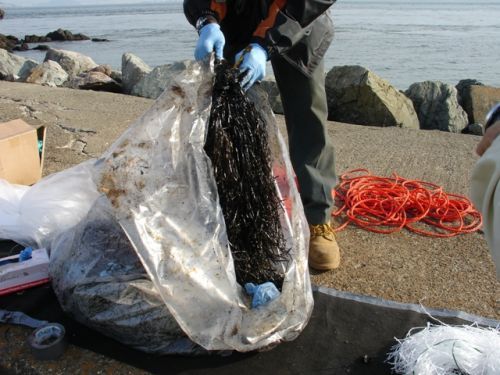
[245,282,280,309]
[19,247,32,262]
[235,43,268,91]
[194,23,225,61]
[0,247,32,267]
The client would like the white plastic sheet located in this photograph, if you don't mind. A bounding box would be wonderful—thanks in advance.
[388,323,500,375]
[0,160,100,249]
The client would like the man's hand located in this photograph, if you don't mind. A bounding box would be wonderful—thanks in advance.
[477,121,500,156]
[195,23,225,61]
[235,43,267,91]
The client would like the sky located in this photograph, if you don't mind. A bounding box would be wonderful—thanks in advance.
[1,0,175,7]
[3,0,499,7]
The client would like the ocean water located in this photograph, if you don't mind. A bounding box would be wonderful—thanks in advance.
[1,1,499,89]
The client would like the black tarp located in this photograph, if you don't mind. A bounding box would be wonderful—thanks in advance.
[1,240,497,374]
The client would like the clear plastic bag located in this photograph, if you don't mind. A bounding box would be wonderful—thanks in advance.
[91,61,313,352]
[50,196,206,354]
[7,61,312,353]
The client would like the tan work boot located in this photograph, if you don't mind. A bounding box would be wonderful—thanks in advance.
[308,224,340,270]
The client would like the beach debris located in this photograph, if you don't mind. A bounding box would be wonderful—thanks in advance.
[387,322,500,375]
[244,282,280,309]
[204,61,289,288]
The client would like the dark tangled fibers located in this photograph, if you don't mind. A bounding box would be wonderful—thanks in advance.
[204,61,289,289]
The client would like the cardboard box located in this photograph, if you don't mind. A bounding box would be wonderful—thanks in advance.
[0,248,50,296]
[0,119,46,185]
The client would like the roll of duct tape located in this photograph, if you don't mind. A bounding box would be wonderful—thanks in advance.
[27,323,67,360]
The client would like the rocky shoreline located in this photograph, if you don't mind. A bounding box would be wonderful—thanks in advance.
[0,28,109,52]
[0,37,499,137]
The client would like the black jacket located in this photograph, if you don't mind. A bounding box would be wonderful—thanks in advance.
[184,0,336,76]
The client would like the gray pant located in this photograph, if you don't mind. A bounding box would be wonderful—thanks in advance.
[271,56,337,225]
[224,44,337,225]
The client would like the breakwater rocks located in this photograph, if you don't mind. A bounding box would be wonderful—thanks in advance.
[0,29,109,53]
[1,48,499,135]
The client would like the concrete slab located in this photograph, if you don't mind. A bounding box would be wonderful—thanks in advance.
[0,80,497,374]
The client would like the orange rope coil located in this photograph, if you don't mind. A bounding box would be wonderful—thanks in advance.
[331,169,482,237]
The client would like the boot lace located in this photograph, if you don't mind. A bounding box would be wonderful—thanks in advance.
[309,224,334,240]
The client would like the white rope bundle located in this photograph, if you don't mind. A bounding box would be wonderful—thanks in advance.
[388,323,500,375]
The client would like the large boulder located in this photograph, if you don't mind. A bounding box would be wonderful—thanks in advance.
[110,70,122,83]
[458,85,500,125]
[132,60,195,99]
[44,48,98,77]
[461,123,484,136]
[405,81,468,133]
[456,79,483,110]
[46,28,90,41]
[0,49,38,80]
[260,77,283,114]
[325,65,419,129]
[66,71,122,93]
[89,64,122,84]
[13,43,29,52]
[121,53,151,94]
[24,60,69,87]
[24,34,52,43]
[89,64,113,77]
[0,34,18,51]
[33,44,50,51]
[456,79,483,124]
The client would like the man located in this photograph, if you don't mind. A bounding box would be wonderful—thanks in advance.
[184,0,340,270]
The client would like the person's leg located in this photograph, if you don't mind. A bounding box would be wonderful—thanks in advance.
[271,57,337,224]
[271,55,340,270]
